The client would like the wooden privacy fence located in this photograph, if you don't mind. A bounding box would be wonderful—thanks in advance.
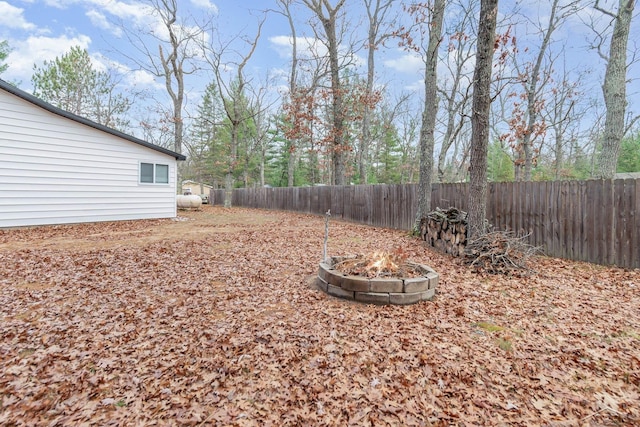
[211,179,640,269]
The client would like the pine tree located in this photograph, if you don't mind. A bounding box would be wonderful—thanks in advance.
[186,82,225,186]
[31,46,131,131]
[0,40,10,76]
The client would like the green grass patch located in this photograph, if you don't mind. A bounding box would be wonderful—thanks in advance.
[497,337,513,352]
[615,330,640,340]
[18,348,36,358]
[473,321,504,333]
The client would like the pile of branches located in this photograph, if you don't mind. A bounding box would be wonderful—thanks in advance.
[463,230,540,275]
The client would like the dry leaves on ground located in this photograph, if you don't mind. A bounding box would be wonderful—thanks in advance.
[0,206,639,426]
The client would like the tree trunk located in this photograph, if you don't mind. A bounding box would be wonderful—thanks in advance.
[279,0,299,187]
[156,0,184,156]
[468,0,498,239]
[414,0,445,231]
[260,154,265,187]
[554,130,564,180]
[303,0,348,186]
[327,18,346,186]
[224,172,233,208]
[596,0,635,179]
[359,29,375,184]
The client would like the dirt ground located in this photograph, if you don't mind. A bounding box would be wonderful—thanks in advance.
[1,206,638,426]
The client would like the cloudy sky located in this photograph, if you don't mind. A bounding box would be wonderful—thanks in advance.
[1,1,428,112]
[1,0,638,127]
[1,1,280,88]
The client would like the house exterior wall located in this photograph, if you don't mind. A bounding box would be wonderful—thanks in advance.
[0,89,178,228]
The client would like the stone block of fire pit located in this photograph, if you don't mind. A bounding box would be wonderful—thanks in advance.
[327,284,354,300]
[370,278,403,293]
[403,277,430,293]
[318,261,333,283]
[427,272,439,289]
[341,276,371,292]
[355,292,390,305]
[389,288,436,305]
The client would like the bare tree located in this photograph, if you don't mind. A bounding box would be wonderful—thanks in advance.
[397,105,421,183]
[204,17,265,207]
[249,74,277,187]
[594,0,636,178]
[510,0,582,181]
[274,0,301,187]
[119,0,209,156]
[359,0,396,184]
[437,0,477,182]
[302,0,349,185]
[367,92,412,182]
[468,0,499,238]
[156,0,187,156]
[541,58,589,179]
[400,0,446,230]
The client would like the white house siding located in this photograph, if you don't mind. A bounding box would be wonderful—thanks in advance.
[0,88,179,228]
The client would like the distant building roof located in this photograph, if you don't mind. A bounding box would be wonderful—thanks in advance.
[614,172,640,179]
[182,180,213,188]
[0,78,186,161]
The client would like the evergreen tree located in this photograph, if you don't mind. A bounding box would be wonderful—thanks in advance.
[31,46,131,131]
[214,78,260,189]
[487,140,514,182]
[617,134,640,173]
[372,120,403,184]
[185,81,225,186]
[0,40,10,76]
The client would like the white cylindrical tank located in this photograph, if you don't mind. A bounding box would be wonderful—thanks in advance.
[177,194,202,209]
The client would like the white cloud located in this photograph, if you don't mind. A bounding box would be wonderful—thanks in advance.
[73,0,157,28]
[269,35,330,60]
[0,1,36,30]
[383,52,423,75]
[126,69,163,89]
[89,51,163,89]
[86,9,123,36]
[191,0,218,13]
[4,34,92,85]
[42,0,67,9]
[99,1,153,24]
[269,34,365,75]
[268,35,293,59]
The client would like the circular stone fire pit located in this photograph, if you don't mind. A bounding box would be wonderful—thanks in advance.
[316,256,439,305]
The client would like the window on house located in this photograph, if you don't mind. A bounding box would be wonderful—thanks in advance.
[140,163,154,183]
[155,164,169,183]
[140,162,170,184]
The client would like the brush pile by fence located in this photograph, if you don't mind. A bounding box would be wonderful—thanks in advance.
[462,231,540,275]
[420,207,468,257]
[420,207,539,274]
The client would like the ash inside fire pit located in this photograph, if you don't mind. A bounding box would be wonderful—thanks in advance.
[316,253,439,305]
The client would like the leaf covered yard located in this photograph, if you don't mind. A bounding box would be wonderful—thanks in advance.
[0,207,639,426]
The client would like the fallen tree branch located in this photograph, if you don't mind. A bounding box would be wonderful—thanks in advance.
[463,230,540,275]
